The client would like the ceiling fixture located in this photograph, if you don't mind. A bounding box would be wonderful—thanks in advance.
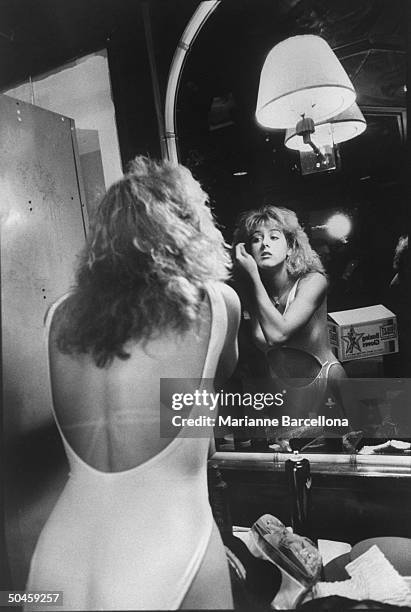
[256,35,357,165]
[284,103,367,152]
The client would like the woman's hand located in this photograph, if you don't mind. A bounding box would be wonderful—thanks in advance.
[234,243,259,280]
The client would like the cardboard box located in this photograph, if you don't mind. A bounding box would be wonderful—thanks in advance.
[327,305,398,362]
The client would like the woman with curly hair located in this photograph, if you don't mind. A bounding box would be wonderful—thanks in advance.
[26,157,240,610]
[233,205,345,451]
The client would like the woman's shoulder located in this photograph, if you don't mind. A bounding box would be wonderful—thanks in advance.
[207,281,241,325]
[293,272,328,307]
[297,271,328,292]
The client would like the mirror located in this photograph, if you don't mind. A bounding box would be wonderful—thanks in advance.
[171,0,409,458]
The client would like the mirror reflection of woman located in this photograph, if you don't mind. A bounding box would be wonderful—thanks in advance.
[233,205,346,451]
[26,157,240,611]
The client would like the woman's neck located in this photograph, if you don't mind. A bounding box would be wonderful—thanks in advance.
[260,265,292,297]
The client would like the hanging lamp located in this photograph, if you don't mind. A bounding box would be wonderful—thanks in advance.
[256,35,356,131]
[284,103,366,152]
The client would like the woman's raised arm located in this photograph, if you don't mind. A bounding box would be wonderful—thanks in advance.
[235,240,326,347]
[251,272,327,346]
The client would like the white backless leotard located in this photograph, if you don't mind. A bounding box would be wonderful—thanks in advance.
[26,283,228,610]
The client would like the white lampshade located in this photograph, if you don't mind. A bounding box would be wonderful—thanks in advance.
[285,103,366,151]
[256,35,356,129]
[328,103,366,144]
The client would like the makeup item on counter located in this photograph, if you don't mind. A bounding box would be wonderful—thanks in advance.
[285,451,313,540]
[207,464,233,538]
[250,514,322,586]
[342,430,363,454]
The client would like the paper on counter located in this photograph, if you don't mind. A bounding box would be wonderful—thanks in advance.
[359,440,411,454]
[317,539,352,566]
[316,545,411,607]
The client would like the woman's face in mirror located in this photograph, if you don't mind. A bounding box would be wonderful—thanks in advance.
[249,222,289,270]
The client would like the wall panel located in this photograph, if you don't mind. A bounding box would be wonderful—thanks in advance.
[0,93,87,587]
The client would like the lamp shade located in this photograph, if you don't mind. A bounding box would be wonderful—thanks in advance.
[256,35,356,129]
[285,103,366,151]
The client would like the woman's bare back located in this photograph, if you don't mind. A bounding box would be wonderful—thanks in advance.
[49,298,212,472]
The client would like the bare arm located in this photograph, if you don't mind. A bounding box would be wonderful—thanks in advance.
[235,243,327,347]
[251,272,327,345]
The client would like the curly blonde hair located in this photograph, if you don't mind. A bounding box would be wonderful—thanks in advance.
[56,156,231,367]
[233,205,325,278]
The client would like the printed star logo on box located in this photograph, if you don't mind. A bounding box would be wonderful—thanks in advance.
[342,325,364,354]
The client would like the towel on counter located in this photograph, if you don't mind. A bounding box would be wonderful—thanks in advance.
[316,545,411,607]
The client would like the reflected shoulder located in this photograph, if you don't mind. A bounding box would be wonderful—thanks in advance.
[298,271,328,293]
